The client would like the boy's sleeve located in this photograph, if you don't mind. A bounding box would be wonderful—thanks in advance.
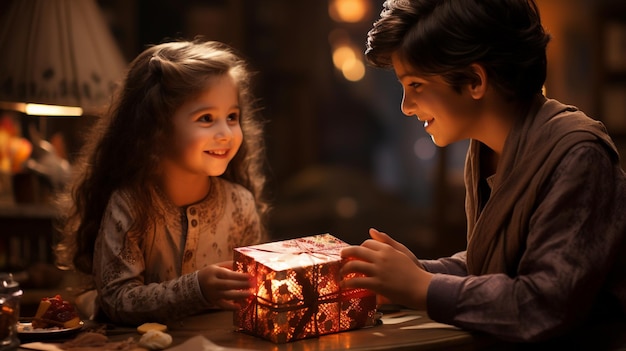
[420,251,468,276]
[426,143,624,343]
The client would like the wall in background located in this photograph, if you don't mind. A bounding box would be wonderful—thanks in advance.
[4,0,617,263]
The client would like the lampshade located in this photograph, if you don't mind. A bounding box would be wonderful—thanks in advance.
[0,0,126,116]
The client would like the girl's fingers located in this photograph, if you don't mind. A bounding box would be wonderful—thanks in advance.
[221,288,254,300]
[216,260,234,269]
[215,266,253,281]
[214,299,240,310]
[217,279,254,291]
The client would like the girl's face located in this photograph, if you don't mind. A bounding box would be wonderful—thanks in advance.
[391,53,480,147]
[165,74,243,178]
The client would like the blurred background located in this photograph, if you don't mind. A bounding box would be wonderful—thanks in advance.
[0,0,625,286]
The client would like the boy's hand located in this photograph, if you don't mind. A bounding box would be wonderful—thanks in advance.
[340,233,431,310]
[368,228,423,268]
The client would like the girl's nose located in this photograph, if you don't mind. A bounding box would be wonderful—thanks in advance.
[214,121,233,141]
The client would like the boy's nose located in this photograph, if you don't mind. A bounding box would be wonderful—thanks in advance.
[401,93,418,117]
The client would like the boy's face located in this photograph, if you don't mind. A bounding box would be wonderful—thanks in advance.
[165,74,243,179]
[391,53,481,147]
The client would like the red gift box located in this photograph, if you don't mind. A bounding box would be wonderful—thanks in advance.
[233,233,377,343]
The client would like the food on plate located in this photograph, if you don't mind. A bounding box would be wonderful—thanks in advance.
[32,294,81,329]
[137,322,167,334]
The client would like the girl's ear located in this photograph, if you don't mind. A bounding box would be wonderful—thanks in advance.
[468,63,488,99]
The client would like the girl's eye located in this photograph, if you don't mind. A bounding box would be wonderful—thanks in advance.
[227,112,240,122]
[408,82,421,89]
[198,114,213,123]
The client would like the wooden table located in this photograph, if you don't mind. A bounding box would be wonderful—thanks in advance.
[18,310,502,351]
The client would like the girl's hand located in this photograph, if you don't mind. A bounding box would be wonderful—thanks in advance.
[368,228,423,268]
[340,238,432,310]
[197,261,254,310]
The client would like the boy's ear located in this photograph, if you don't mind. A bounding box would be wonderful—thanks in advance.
[467,63,487,99]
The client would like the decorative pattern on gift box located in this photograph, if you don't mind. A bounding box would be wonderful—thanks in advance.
[233,233,377,343]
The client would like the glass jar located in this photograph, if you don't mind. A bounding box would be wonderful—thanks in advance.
[0,273,22,350]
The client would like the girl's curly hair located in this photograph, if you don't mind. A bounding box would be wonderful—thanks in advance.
[55,40,269,275]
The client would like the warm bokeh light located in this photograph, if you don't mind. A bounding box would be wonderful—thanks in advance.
[328,0,371,23]
[335,196,358,218]
[25,103,83,117]
[328,28,351,47]
[332,45,356,69]
[332,45,365,82]
[0,102,83,116]
[341,58,365,81]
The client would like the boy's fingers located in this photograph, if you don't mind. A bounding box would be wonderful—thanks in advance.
[340,276,377,290]
[341,259,376,277]
[369,228,393,243]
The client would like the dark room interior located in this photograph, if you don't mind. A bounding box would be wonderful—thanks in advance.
[1,0,626,348]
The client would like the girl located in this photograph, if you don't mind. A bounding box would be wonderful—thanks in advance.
[341,0,626,347]
[55,40,269,325]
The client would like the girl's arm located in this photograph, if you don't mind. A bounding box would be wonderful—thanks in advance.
[93,192,212,325]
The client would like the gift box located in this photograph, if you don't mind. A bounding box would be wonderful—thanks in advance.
[233,233,377,343]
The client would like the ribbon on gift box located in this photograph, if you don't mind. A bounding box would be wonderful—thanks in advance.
[244,266,372,342]
[241,234,347,272]
[236,234,368,342]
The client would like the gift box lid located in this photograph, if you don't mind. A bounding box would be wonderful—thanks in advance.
[234,233,348,271]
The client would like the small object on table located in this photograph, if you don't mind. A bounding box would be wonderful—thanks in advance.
[234,233,377,343]
[136,322,167,334]
[0,273,22,349]
[138,329,172,350]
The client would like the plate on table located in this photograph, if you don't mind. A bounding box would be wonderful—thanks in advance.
[17,319,84,340]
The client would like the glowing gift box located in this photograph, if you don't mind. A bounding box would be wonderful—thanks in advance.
[233,233,377,343]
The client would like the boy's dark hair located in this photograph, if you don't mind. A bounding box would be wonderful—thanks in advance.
[366,0,551,101]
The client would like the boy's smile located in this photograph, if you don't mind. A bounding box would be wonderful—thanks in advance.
[391,53,480,148]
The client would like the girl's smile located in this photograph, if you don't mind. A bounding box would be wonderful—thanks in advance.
[205,149,231,158]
